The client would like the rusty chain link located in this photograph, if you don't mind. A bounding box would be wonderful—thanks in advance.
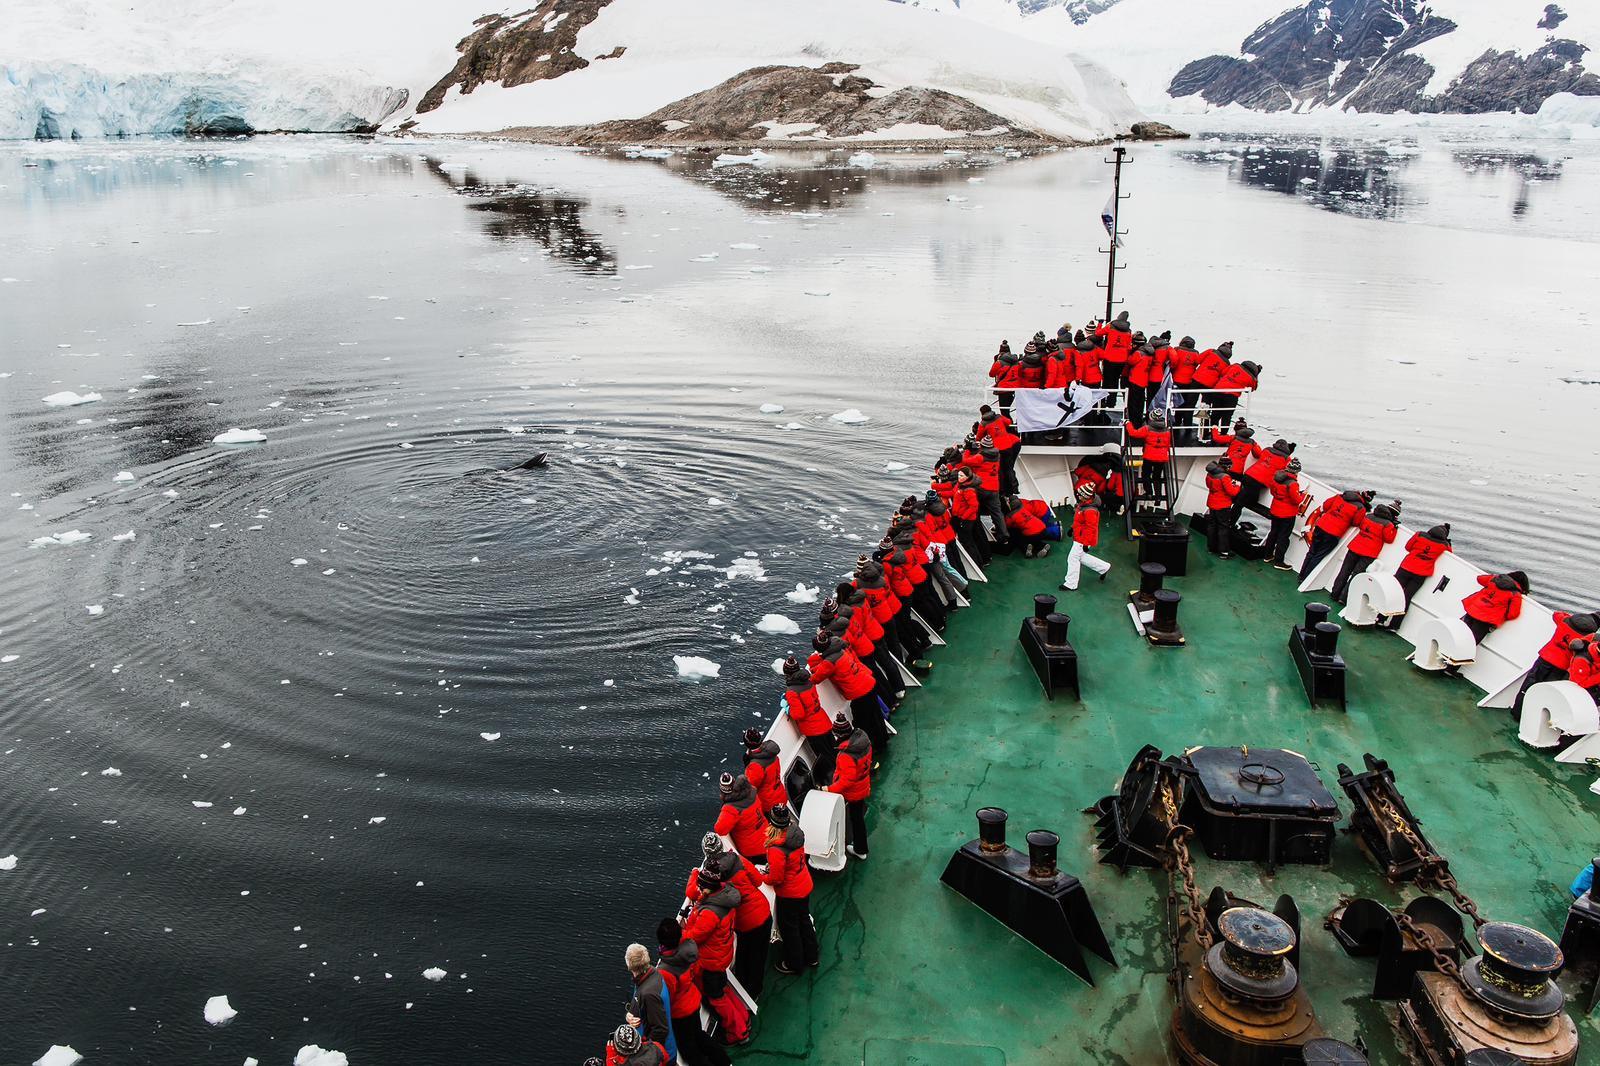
[1158,778,1214,950]
[1371,794,1488,929]
[1394,911,1464,987]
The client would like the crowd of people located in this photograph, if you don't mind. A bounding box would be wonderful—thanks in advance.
[587,310,1598,1064]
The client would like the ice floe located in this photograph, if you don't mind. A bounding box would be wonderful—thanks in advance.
[112,530,136,542]
[100,767,122,777]
[884,461,908,472]
[367,817,386,825]
[112,471,135,483]
[192,801,213,809]
[480,732,501,742]
[42,391,101,407]
[756,614,800,635]
[31,530,93,547]
[290,558,308,566]
[294,1048,348,1066]
[674,655,721,681]
[725,556,767,581]
[0,855,18,870]
[830,409,869,424]
[422,967,447,981]
[785,583,820,604]
[34,1047,81,1066]
[85,605,104,615]
[779,422,803,431]
[759,403,784,414]
[203,994,237,1025]
[213,428,267,444]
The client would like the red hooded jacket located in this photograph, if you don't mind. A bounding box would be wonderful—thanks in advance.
[1539,612,1591,670]
[742,741,788,812]
[681,884,740,971]
[687,855,770,933]
[1213,428,1261,475]
[714,777,768,857]
[1398,533,1451,577]
[1125,422,1172,462]
[1463,575,1524,626]
[1206,473,1240,511]
[1311,494,1365,537]
[785,682,831,738]
[828,729,873,802]
[1348,515,1398,559]
[1072,505,1101,548]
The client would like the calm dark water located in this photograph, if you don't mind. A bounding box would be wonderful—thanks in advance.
[3,131,1599,1065]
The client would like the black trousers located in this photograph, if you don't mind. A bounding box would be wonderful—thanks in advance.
[845,798,869,856]
[1206,507,1235,556]
[733,918,771,1000]
[999,445,1021,495]
[775,895,819,971]
[850,694,889,758]
[672,1012,732,1066]
[1126,381,1146,426]
[977,489,1010,544]
[1225,472,1250,524]
[1138,460,1169,504]
[955,517,989,566]
[911,581,947,629]
[1331,552,1375,603]
[1515,659,1565,714]
[1265,515,1295,564]
[1299,529,1340,581]
[1103,362,1125,391]
[1395,568,1428,607]
[805,734,836,786]
[1463,614,1497,644]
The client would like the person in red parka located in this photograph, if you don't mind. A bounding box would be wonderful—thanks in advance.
[1095,310,1133,390]
[1204,459,1241,558]
[1211,421,1261,522]
[1016,342,1045,389]
[713,772,767,861]
[1193,340,1231,391]
[977,404,1022,495]
[1392,523,1452,610]
[1043,339,1074,391]
[948,467,988,566]
[1215,358,1260,424]
[740,728,787,814]
[1073,336,1104,390]
[1331,501,1401,604]
[1568,640,1600,703]
[1461,571,1529,645]
[1125,337,1153,426]
[1003,495,1053,559]
[808,631,890,759]
[1515,612,1600,714]
[1243,438,1293,516]
[762,804,819,975]
[1298,488,1370,581]
[825,713,873,860]
[1060,488,1112,591]
[680,866,745,1042]
[781,656,835,783]
[1125,409,1173,506]
[605,1023,668,1066]
[691,833,773,1001]
[989,340,1020,410]
[656,921,732,1066]
[1263,464,1306,570]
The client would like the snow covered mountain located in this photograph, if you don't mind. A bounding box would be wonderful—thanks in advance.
[920,0,1600,115]
[2,0,1144,143]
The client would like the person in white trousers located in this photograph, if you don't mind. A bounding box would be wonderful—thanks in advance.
[1060,491,1112,591]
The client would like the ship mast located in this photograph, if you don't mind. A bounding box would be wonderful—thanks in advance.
[1099,137,1128,321]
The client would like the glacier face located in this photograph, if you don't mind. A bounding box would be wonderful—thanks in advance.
[1,61,408,139]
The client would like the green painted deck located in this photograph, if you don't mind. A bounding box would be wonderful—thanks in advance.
[740,517,1600,1066]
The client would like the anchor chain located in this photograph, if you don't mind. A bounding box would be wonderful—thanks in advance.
[1394,911,1464,987]
[1371,794,1487,929]
[1159,779,1213,950]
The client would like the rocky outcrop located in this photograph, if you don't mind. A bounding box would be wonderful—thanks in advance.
[1168,0,1599,115]
[1538,5,1567,31]
[1129,120,1189,139]
[417,0,616,115]
[487,63,1054,144]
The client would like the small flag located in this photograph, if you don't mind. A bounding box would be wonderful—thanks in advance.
[1150,368,1183,417]
[1101,192,1123,248]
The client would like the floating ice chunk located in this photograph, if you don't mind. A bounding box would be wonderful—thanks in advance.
[674,655,721,681]
[422,967,447,981]
[112,471,135,483]
[759,403,784,414]
[779,422,803,431]
[31,529,93,547]
[946,195,969,203]
[1,655,19,664]
[804,290,831,297]
[0,854,17,870]
[290,558,309,566]
[756,614,800,635]
[480,732,501,742]
[713,150,770,168]
[101,767,122,776]
[42,391,101,407]
[85,605,104,616]
[233,807,247,815]
[725,557,767,581]
[162,490,178,498]
[245,1059,259,1066]
[294,1048,348,1066]
[34,1047,81,1066]
[846,151,876,168]
[785,583,820,604]
[367,817,386,825]
[771,658,787,674]
[213,428,267,445]
[177,318,213,327]
[884,462,908,472]
[830,409,869,424]
[192,801,213,809]
[204,995,237,1025]
[729,242,761,250]
[112,530,136,542]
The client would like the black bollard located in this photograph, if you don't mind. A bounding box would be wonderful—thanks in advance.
[1152,589,1181,630]
[1139,562,1167,597]
[1313,621,1341,657]
[1027,830,1060,880]
[1304,602,1331,632]
[1033,594,1057,621]
[977,807,1008,853]
[1045,612,1070,645]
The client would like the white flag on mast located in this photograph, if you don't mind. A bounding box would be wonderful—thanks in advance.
[1101,192,1123,248]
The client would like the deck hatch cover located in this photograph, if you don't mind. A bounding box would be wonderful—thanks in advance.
[1187,746,1338,818]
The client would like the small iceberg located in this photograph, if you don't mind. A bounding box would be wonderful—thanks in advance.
[112,530,136,542]
[42,391,101,407]
[756,614,800,635]
[725,556,767,581]
[479,732,501,742]
[203,995,238,1026]
[30,529,93,547]
[422,967,448,981]
[112,471,135,483]
[785,583,820,604]
[830,409,870,424]
[213,428,267,445]
[295,1048,349,1066]
[0,854,18,870]
[101,767,122,777]
[674,655,722,681]
[846,151,876,168]
[759,403,785,414]
[884,461,909,472]
[34,1048,82,1066]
